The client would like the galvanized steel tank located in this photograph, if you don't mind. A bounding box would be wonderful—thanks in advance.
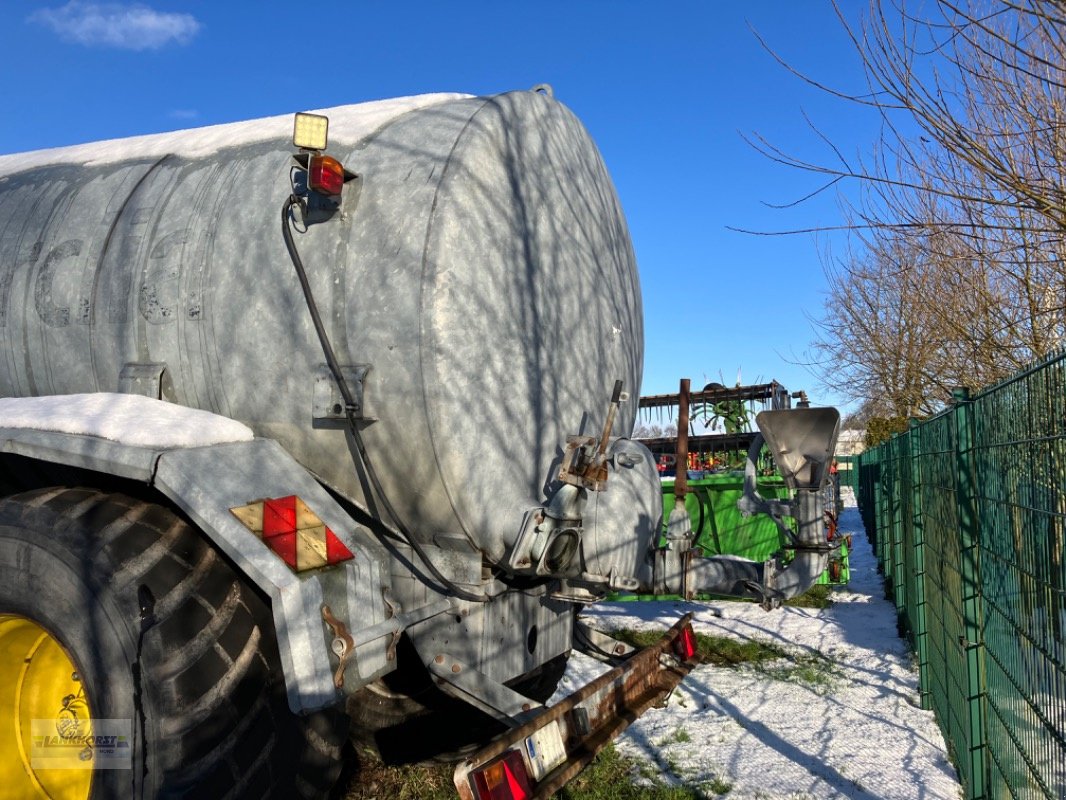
[0,89,645,563]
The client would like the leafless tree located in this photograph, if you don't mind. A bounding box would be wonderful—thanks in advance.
[760,1,1066,412]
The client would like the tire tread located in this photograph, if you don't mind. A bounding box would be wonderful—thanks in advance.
[0,487,345,799]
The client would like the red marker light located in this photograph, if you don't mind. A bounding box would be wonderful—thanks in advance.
[309,154,345,196]
[470,750,532,800]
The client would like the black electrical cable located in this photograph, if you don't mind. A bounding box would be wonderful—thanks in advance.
[573,623,632,663]
[281,195,488,603]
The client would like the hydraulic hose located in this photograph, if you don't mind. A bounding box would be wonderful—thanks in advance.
[282,195,488,603]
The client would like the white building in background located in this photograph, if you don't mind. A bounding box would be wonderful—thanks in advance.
[836,429,866,457]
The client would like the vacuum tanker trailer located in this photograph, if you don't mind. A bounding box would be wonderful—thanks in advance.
[0,87,839,799]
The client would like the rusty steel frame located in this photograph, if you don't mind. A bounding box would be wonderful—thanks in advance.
[452,613,698,799]
[638,381,790,411]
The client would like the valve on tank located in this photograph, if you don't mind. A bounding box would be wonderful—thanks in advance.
[502,380,635,589]
[556,379,628,492]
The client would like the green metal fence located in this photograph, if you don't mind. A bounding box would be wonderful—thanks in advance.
[837,454,860,493]
[857,351,1066,800]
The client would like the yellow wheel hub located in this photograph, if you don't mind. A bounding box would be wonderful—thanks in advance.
[0,615,93,800]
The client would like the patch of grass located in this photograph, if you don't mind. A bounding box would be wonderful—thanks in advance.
[702,776,733,795]
[555,744,708,799]
[759,650,844,693]
[344,744,715,799]
[342,754,456,799]
[783,584,834,609]
[611,629,789,667]
[669,728,691,744]
[610,627,843,693]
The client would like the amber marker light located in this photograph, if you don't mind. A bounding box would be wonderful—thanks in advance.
[309,155,345,197]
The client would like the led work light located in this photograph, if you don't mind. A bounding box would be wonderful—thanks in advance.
[293,112,329,151]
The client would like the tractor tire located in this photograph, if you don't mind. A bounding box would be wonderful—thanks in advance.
[0,487,344,799]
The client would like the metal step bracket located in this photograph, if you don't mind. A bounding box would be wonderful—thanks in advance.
[427,653,543,728]
[312,364,371,421]
[573,619,637,662]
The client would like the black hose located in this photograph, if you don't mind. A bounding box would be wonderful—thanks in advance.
[282,196,488,603]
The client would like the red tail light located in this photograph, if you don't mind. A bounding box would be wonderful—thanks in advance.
[673,624,697,661]
[471,749,532,800]
[309,154,345,196]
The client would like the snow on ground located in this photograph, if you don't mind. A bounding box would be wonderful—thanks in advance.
[556,488,963,799]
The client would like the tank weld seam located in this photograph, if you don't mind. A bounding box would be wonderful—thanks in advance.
[415,97,492,543]
[88,153,173,385]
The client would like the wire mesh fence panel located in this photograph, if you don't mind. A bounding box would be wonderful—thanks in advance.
[857,349,1066,800]
[922,409,985,799]
[973,356,1066,800]
[902,425,929,705]
[857,352,1066,800]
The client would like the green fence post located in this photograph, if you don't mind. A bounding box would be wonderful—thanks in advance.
[879,448,893,581]
[953,387,987,800]
[909,418,931,709]
[892,434,908,626]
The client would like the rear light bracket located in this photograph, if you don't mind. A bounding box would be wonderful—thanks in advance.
[454,613,700,799]
[289,153,360,226]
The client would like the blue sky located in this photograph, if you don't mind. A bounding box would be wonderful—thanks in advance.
[1,1,879,411]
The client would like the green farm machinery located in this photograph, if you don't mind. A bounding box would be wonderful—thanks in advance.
[628,380,849,601]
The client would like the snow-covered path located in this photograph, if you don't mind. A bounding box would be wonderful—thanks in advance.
[557,488,964,799]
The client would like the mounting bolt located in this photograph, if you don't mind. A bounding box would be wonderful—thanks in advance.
[434,654,445,664]
[451,664,461,674]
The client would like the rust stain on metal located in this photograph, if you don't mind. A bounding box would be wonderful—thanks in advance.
[675,378,690,499]
[382,588,400,661]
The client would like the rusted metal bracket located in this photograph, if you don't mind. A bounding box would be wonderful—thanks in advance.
[382,587,400,662]
[321,604,355,688]
[453,613,699,800]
